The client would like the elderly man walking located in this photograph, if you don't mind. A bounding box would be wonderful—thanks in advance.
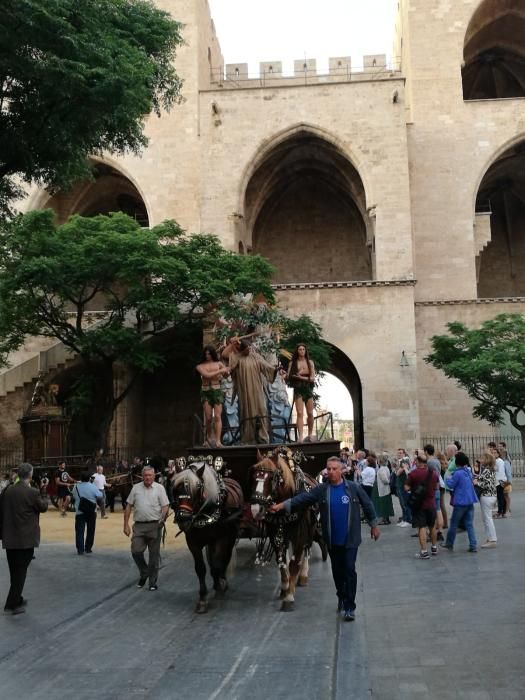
[123,466,169,591]
[270,457,380,621]
[0,463,48,615]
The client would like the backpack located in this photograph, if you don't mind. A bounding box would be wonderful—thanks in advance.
[407,468,433,510]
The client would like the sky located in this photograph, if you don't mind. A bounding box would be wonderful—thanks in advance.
[208,0,399,76]
[206,1,386,419]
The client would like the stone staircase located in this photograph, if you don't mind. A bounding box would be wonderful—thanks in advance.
[0,339,75,399]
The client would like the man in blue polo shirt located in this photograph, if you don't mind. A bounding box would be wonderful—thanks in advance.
[270,457,380,621]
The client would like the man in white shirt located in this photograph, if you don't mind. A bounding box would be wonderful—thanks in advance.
[92,465,108,519]
[123,467,169,591]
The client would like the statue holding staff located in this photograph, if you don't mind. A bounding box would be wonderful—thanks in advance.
[222,337,280,444]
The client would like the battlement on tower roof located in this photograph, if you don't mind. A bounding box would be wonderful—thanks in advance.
[208,55,402,89]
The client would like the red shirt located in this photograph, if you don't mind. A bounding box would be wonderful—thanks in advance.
[406,467,438,511]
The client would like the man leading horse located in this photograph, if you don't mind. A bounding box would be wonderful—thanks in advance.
[270,456,380,621]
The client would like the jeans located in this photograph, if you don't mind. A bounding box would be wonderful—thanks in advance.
[496,484,507,515]
[75,512,97,553]
[446,504,477,549]
[4,548,34,610]
[480,496,497,542]
[328,545,358,611]
[398,489,412,523]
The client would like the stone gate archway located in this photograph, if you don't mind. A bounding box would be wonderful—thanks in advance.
[326,343,364,449]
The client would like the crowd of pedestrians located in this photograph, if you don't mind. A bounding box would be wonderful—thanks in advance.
[0,440,516,616]
[338,439,514,558]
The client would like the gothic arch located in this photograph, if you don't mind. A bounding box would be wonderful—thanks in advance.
[462,0,525,100]
[325,343,364,449]
[475,139,525,297]
[28,156,151,226]
[237,123,373,217]
[242,126,374,284]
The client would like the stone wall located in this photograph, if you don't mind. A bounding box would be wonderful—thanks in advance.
[415,298,525,437]
[276,282,420,452]
[253,179,370,284]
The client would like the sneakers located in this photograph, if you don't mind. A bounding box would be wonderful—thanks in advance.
[415,551,430,559]
[137,577,147,588]
[440,543,453,551]
[431,545,438,556]
[481,541,497,548]
[149,584,158,591]
[397,521,411,528]
[343,609,355,621]
[468,546,478,553]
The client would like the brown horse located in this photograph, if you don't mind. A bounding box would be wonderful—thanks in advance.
[172,461,243,613]
[249,448,317,612]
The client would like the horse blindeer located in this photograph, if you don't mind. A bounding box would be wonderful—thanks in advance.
[171,460,243,613]
[270,457,380,621]
[250,449,322,612]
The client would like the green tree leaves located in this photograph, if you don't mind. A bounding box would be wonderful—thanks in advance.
[425,314,525,448]
[0,0,183,218]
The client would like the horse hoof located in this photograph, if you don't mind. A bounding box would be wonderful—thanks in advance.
[298,576,308,587]
[195,601,208,614]
[214,580,228,597]
[280,601,294,612]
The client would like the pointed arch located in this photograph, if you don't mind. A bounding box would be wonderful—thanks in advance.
[463,0,525,100]
[26,156,152,227]
[241,124,375,284]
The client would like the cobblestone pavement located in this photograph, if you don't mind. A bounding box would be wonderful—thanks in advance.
[0,492,523,699]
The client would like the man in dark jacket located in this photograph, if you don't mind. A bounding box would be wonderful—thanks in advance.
[0,463,48,614]
[270,457,380,621]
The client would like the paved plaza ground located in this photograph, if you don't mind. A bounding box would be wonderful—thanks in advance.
[0,489,523,699]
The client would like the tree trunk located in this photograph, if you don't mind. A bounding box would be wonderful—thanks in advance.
[95,362,117,454]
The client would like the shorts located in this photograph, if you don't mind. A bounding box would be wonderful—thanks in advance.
[200,387,225,407]
[294,384,314,402]
[57,486,70,499]
[412,508,437,530]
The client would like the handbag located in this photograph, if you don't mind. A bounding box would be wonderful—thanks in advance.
[75,486,96,515]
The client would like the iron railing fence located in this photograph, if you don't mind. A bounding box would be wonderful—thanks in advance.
[193,411,335,447]
[422,435,524,477]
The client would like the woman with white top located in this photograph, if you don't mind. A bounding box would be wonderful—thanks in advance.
[360,456,377,499]
[475,452,498,547]
[493,447,508,518]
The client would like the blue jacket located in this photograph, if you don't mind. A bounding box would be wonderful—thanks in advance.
[284,480,378,549]
[445,467,478,506]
